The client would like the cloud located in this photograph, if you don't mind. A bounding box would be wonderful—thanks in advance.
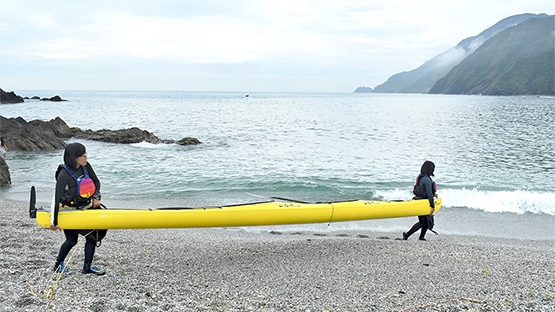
[0,0,553,92]
[432,47,468,69]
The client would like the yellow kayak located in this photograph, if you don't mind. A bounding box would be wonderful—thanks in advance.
[30,192,442,230]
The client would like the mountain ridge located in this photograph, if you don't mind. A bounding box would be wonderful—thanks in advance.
[429,15,554,95]
[367,13,553,95]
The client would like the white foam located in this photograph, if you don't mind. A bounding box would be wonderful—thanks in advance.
[375,188,555,215]
[130,141,166,149]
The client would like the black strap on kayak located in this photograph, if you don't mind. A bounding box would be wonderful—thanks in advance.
[270,196,312,204]
[328,203,335,226]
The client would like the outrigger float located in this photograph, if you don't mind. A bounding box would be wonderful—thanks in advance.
[29,187,442,230]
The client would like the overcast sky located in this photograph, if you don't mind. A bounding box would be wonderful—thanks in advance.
[0,0,553,93]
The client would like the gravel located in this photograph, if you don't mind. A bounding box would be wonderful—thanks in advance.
[1,197,554,311]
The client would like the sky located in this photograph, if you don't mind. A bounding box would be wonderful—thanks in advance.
[0,0,553,93]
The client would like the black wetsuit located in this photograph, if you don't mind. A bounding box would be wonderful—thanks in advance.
[406,174,435,239]
[53,163,104,264]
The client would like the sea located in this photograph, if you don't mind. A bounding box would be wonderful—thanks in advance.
[1,91,554,241]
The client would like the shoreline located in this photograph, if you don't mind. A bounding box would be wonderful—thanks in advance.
[16,192,555,242]
[2,197,554,311]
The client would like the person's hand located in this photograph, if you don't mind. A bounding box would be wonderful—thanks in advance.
[430,207,435,215]
[434,193,439,198]
[92,198,101,208]
[49,225,61,231]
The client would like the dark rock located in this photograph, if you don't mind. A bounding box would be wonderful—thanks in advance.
[177,137,202,145]
[1,115,202,149]
[0,115,201,183]
[44,117,79,138]
[161,137,202,145]
[31,96,40,100]
[74,127,162,144]
[0,88,24,104]
[0,157,10,187]
[0,116,67,151]
[40,95,66,102]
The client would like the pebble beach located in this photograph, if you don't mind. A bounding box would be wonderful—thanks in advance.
[1,196,553,311]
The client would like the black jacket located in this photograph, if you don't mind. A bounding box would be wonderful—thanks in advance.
[52,163,100,225]
[414,174,435,209]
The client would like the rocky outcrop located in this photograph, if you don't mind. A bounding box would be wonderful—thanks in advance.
[0,115,202,185]
[353,86,373,93]
[1,88,67,103]
[0,116,67,151]
[0,115,202,151]
[73,128,201,145]
[0,157,10,187]
[0,98,207,184]
[176,137,202,145]
[75,127,162,144]
[40,95,66,102]
[0,89,24,104]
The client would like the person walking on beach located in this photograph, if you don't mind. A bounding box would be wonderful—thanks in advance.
[403,160,438,241]
[50,143,107,275]
[0,137,8,157]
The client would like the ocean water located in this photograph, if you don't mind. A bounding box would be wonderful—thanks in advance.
[1,91,554,240]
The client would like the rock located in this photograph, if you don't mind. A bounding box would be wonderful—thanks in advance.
[177,137,202,145]
[0,88,24,104]
[1,115,202,149]
[0,157,10,186]
[0,115,202,184]
[161,137,202,145]
[74,127,163,144]
[353,86,373,93]
[40,95,66,102]
[44,116,80,138]
[0,116,67,151]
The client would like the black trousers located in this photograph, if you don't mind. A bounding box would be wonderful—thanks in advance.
[56,229,107,264]
[406,215,428,239]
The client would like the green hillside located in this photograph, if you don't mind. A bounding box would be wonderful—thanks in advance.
[371,13,545,94]
[429,16,554,95]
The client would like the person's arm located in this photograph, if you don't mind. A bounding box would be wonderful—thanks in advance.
[423,177,435,213]
[50,170,70,229]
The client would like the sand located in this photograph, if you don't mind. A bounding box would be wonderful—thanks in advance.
[0,196,553,311]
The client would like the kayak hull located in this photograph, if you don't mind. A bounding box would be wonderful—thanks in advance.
[34,198,442,230]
